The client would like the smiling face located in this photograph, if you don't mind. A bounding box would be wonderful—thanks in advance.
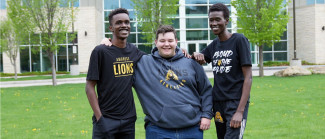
[109,13,130,40]
[209,11,229,36]
[155,32,178,58]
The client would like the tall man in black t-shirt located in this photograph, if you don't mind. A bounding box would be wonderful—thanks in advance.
[193,3,252,139]
[85,8,145,139]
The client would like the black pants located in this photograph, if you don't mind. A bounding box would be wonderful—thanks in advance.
[92,115,136,139]
[213,100,249,139]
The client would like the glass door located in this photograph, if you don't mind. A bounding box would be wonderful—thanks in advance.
[186,42,211,69]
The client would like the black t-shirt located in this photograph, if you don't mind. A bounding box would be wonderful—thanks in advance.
[202,33,252,101]
[87,43,145,119]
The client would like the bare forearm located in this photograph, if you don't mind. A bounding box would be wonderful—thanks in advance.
[237,67,252,112]
[237,79,251,112]
[85,80,102,120]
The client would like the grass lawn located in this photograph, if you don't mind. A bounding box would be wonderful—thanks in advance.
[0,74,87,82]
[1,75,325,138]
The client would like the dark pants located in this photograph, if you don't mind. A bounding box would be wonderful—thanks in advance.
[92,115,136,139]
[146,123,203,139]
[213,100,249,139]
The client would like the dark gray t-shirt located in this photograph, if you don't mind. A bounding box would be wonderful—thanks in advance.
[202,33,252,101]
[87,43,145,119]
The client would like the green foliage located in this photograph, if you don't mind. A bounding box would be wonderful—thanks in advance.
[7,0,76,53]
[261,61,290,67]
[0,19,15,52]
[232,0,289,76]
[7,0,77,85]
[131,0,179,46]
[0,17,27,79]
[231,0,289,47]
[302,60,315,65]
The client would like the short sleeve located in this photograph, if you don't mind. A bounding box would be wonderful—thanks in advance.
[128,43,145,63]
[237,35,252,66]
[201,41,214,63]
[86,47,100,80]
[201,39,218,63]
[135,47,146,63]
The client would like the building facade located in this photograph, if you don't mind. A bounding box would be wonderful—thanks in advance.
[0,0,324,73]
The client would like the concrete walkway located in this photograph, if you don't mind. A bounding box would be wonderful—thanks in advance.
[1,65,324,88]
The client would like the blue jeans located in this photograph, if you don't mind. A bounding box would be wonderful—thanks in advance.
[146,123,203,139]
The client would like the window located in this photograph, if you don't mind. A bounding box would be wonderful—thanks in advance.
[0,0,6,9]
[31,46,41,72]
[57,46,67,71]
[172,18,180,29]
[19,33,78,72]
[274,52,287,61]
[68,45,78,66]
[186,6,208,16]
[209,0,231,4]
[138,33,147,43]
[20,47,30,72]
[105,23,110,32]
[188,44,196,55]
[130,22,137,32]
[138,45,152,54]
[186,30,208,40]
[60,0,79,7]
[274,41,287,51]
[105,0,119,10]
[263,53,273,61]
[104,11,110,22]
[307,0,315,5]
[316,0,325,4]
[127,34,136,43]
[199,43,207,52]
[186,0,207,4]
[121,0,134,9]
[186,18,208,28]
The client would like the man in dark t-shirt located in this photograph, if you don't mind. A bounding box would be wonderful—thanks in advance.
[85,8,145,139]
[193,3,252,139]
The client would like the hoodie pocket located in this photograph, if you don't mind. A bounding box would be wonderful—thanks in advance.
[157,104,197,127]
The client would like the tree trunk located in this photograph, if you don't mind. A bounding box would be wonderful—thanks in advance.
[49,52,57,86]
[14,58,17,80]
[258,45,264,77]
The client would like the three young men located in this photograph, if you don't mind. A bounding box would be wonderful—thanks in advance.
[87,2,253,138]
[193,3,252,139]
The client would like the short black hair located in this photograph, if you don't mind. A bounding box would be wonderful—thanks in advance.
[108,8,129,25]
[156,25,177,40]
[209,3,229,20]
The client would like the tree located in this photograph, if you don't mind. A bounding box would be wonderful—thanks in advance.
[231,0,289,77]
[7,0,77,85]
[0,18,27,79]
[131,0,179,46]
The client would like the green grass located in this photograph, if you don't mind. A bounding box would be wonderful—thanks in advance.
[0,71,70,77]
[0,74,87,82]
[1,75,325,138]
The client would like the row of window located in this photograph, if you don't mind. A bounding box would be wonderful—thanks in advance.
[20,45,78,72]
[103,0,289,64]
[307,0,325,4]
